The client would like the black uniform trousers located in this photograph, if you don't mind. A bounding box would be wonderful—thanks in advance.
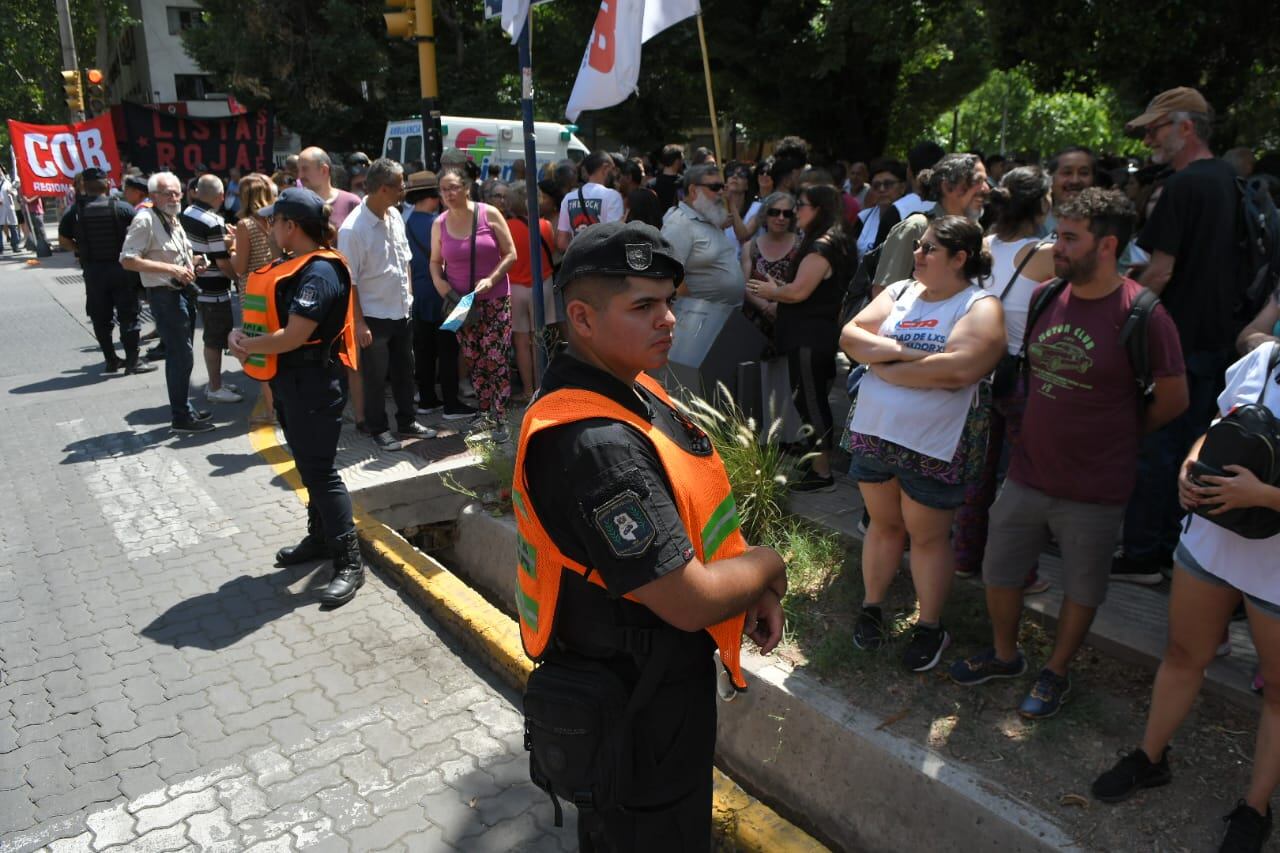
[271,362,354,541]
[82,261,141,366]
[574,652,717,853]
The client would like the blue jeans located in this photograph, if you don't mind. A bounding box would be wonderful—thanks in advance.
[148,286,198,423]
[1122,349,1230,560]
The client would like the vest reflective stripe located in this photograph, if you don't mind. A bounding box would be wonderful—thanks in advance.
[242,250,360,380]
[512,372,750,691]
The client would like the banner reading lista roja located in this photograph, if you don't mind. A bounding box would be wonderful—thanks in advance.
[122,103,274,175]
[7,114,124,197]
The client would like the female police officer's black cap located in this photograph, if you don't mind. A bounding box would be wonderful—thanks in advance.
[554,221,685,291]
[258,187,327,223]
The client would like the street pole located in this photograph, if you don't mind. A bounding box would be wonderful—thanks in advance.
[55,0,85,124]
[518,9,548,380]
[413,0,443,171]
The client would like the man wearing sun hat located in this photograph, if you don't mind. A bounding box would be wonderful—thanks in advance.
[512,220,787,849]
[1111,86,1244,586]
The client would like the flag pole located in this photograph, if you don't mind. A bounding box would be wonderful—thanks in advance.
[694,12,722,165]
[518,7,549,381]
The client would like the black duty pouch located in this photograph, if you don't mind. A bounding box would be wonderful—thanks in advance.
[523,629,674,826]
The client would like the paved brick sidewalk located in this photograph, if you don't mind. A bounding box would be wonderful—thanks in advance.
[0,253,574,851]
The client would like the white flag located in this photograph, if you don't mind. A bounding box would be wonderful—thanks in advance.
[500,0,530,42]
[641,0,700,42]
[565,0,645,122]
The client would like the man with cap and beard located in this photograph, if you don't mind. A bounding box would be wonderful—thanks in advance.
[660,163,746,306]
[58,168,155,375]
[1111,86,1244,585]
[513,220,786,850]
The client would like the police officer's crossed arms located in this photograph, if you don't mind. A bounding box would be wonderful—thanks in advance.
[515,221,785,851]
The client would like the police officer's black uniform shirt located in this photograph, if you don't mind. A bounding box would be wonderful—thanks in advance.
[275,255,349,356]
[525,353,701,598]
[525,353,718,668]
[58,196,135,263]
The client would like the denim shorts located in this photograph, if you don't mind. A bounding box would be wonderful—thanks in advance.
[1173,543,1280,620]
[848,452,967,510]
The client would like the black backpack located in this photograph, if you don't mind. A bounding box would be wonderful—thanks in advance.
[1188,344,1280,539]
[1021,278,1162,405]
[1236,174,1280,323]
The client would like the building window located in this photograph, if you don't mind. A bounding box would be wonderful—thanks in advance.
[166,6,203,35]
[174,74,212,101]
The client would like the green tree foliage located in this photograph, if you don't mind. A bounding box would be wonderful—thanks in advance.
[0,0,134,150]
[983,0,1280,150]
[926,67,1146,159]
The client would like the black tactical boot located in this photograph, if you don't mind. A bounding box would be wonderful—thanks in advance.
[318,530,364,606]
[276,504,327,566]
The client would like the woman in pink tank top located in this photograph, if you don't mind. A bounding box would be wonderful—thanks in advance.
[429,166,518,429]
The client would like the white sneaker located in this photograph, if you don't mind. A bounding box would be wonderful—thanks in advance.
[206,386,244,403]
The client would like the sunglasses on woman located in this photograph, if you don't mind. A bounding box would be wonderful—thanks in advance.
[766,208,796,219]
[913,239,942,255]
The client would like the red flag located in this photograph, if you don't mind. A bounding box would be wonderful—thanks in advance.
[7,114,124,198]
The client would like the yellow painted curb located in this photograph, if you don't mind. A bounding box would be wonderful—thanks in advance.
[249,404,828,852]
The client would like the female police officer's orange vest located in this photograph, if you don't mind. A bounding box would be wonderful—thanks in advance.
[512,372,750,691]
[241,250,359,380]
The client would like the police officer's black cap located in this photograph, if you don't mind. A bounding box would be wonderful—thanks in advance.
[124,175,148,191]
[259,187,327,223]
[79,167,108,182]
[555,221,684,291]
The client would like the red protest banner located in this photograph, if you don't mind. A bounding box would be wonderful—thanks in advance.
[6,114,124,197]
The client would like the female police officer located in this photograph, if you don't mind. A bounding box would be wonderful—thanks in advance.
[228,187,364,607]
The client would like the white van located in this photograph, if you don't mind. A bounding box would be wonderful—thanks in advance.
[383,116,590,180]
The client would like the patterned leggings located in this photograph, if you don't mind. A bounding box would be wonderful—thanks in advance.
[458,295,512,417]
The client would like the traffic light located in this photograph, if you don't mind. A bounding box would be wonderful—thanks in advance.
[84,69,108,116]
[384,0,414,39]
[61,69,84,113]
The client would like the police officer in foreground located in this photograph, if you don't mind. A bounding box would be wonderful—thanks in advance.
[228,188,365,607]
[57,168,157,375]
[513,221,788,850]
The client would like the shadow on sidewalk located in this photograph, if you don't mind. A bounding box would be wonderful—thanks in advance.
[10,366,114,394]
[141,562,328,651]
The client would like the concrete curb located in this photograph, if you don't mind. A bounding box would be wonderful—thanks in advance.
[248,417,827,852]
[448,505,1078,853]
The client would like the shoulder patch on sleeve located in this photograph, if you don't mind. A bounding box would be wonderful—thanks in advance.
[295,282,320,309]
[591,490,657,558]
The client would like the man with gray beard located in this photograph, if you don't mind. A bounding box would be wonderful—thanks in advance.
[121,171,215,434]
[661,164,745,306]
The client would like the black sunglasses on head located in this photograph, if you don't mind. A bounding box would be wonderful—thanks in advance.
[697,182,725,192]
[766,207,795,219]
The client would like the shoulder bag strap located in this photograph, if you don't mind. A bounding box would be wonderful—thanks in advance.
[1021,277,1069,358]
[999,239,1046,302]
[468,202,480,291]
[576,186,596,226]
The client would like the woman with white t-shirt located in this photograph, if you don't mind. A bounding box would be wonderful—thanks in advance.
[1091,341,1280,848]
[839,215,1006,672]
[953,166,1055,581]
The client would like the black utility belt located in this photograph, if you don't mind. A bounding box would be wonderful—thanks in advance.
[278,345,338,369]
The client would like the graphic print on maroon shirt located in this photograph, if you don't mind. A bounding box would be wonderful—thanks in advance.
[1009,278,1184,505]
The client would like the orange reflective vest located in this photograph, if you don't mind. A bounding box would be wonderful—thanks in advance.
[241,249,359,380]
[512,372,750,691]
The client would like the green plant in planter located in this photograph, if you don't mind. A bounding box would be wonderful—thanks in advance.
[441,434,515,516]
[680,388,799,545]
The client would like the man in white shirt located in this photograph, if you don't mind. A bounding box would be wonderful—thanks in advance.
[337,158,435,451]
[555,151,623,251]
[660,164,745,306]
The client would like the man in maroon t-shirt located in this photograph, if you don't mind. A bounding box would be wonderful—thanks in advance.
[949,188,1188,719]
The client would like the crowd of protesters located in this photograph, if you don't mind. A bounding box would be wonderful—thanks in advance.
[20,82,1280,851]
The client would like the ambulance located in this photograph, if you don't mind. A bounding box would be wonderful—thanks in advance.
[382,116,590,180]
